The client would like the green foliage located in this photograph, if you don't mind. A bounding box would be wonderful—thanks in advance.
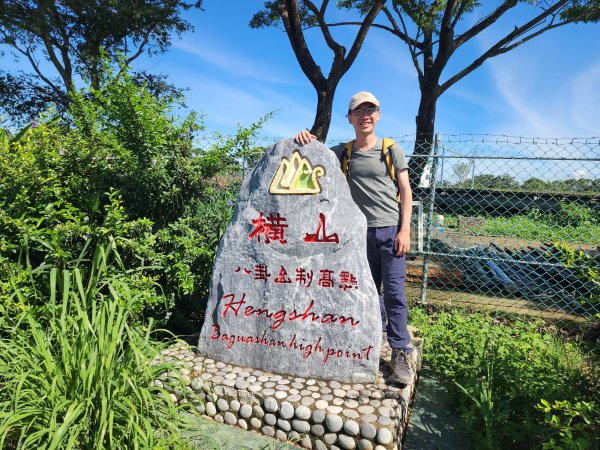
[555,202,599,228]
[157,189,237,334]
[0,242,194,449]
[66,60,204,227]
[250,1,318,29]
[0,60,268,331]
[552,243,599,305]
[537,399,600,450]
[521,177,599,194]
[452,173,599,193]
[471,174,519,190]
[410,307,597,449]
[478,203,600,244]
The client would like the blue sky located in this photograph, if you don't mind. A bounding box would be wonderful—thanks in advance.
[3,1,600,144]
[134,1,600,143]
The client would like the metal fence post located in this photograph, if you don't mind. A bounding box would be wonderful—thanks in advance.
[419,133,441,304]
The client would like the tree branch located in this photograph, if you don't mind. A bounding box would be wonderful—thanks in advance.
[454,0,518,47]
[303,0,342,53]
[387,3,423,79]
[436,0,459,70]
[441,15,575,95]
[17,45,64,98]
[326,20,420,47]
[341,0,386,75]
[440,0,458,34]
[450,0,470,30]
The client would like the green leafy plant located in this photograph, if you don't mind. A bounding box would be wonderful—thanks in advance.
[409,306,597,448]
[537,399,600,450]
[0,241,194,449]
[551,242,599,306]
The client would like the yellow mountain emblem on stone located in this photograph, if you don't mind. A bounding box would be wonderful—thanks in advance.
[269,150,326,195]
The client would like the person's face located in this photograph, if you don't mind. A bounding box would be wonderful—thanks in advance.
[348,102,380,135]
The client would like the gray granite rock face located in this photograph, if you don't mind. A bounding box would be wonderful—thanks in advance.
[197,138,382,382]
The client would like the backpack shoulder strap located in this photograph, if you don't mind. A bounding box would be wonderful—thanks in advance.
[341,140,354,177]
[381,137,396,183]
[382,138,401,201]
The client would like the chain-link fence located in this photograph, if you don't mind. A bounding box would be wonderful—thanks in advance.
[387,134,599,323]
[212,132,599,323]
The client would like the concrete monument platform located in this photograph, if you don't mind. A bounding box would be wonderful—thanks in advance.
[160,327,422,450]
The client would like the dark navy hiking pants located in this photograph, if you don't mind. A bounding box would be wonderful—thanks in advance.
[366,225,412,351]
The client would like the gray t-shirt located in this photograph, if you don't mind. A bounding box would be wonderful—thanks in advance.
[331,138,409,227]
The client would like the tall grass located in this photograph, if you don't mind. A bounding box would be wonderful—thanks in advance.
[0,241,193,449]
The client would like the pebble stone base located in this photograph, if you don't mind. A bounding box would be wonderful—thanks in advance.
[159,328,423,450]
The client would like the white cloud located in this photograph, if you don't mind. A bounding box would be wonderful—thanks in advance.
[173,38,298,86]
[486,54,600,139]
[181,72,320,139]
[486,56,558,137]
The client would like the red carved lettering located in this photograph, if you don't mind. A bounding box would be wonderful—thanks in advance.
[272,309,286,330]
[214,328,371,366]
[253,264,271,281]
[339,271,359,290]
[215,329,287,350]
[220,296,359,331]
[337,315,360,327]
[295,268,314,288]
[300,299,318,322]
[304,213,339,243]
[317,269,335,288]
[321,313,337,324]
[222,293,246,317]
[288,335,324,359]
[249,212,288,244]
[323,348,336,363]
[274,265,292,284]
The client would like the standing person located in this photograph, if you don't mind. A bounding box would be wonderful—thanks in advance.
[295,91,414,385]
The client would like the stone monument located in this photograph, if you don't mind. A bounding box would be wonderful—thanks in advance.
[197,138,382,382]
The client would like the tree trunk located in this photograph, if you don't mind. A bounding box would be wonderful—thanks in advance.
[310,85,336,142]
[410,88,438,189]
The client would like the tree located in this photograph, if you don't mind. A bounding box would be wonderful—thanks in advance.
[0,70,59,124]
[472,173,519,190]
[336,0,600,187]
[522,177,549,192]
[452,161,471,186]
[250,0,386,140]
[0,0,203,121]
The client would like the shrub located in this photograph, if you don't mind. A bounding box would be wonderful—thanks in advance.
[0,60,268,331]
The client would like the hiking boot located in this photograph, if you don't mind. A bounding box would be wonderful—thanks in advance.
[389,349,414,385]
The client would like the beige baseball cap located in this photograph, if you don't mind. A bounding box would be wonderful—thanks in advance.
[348,91,379,113]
